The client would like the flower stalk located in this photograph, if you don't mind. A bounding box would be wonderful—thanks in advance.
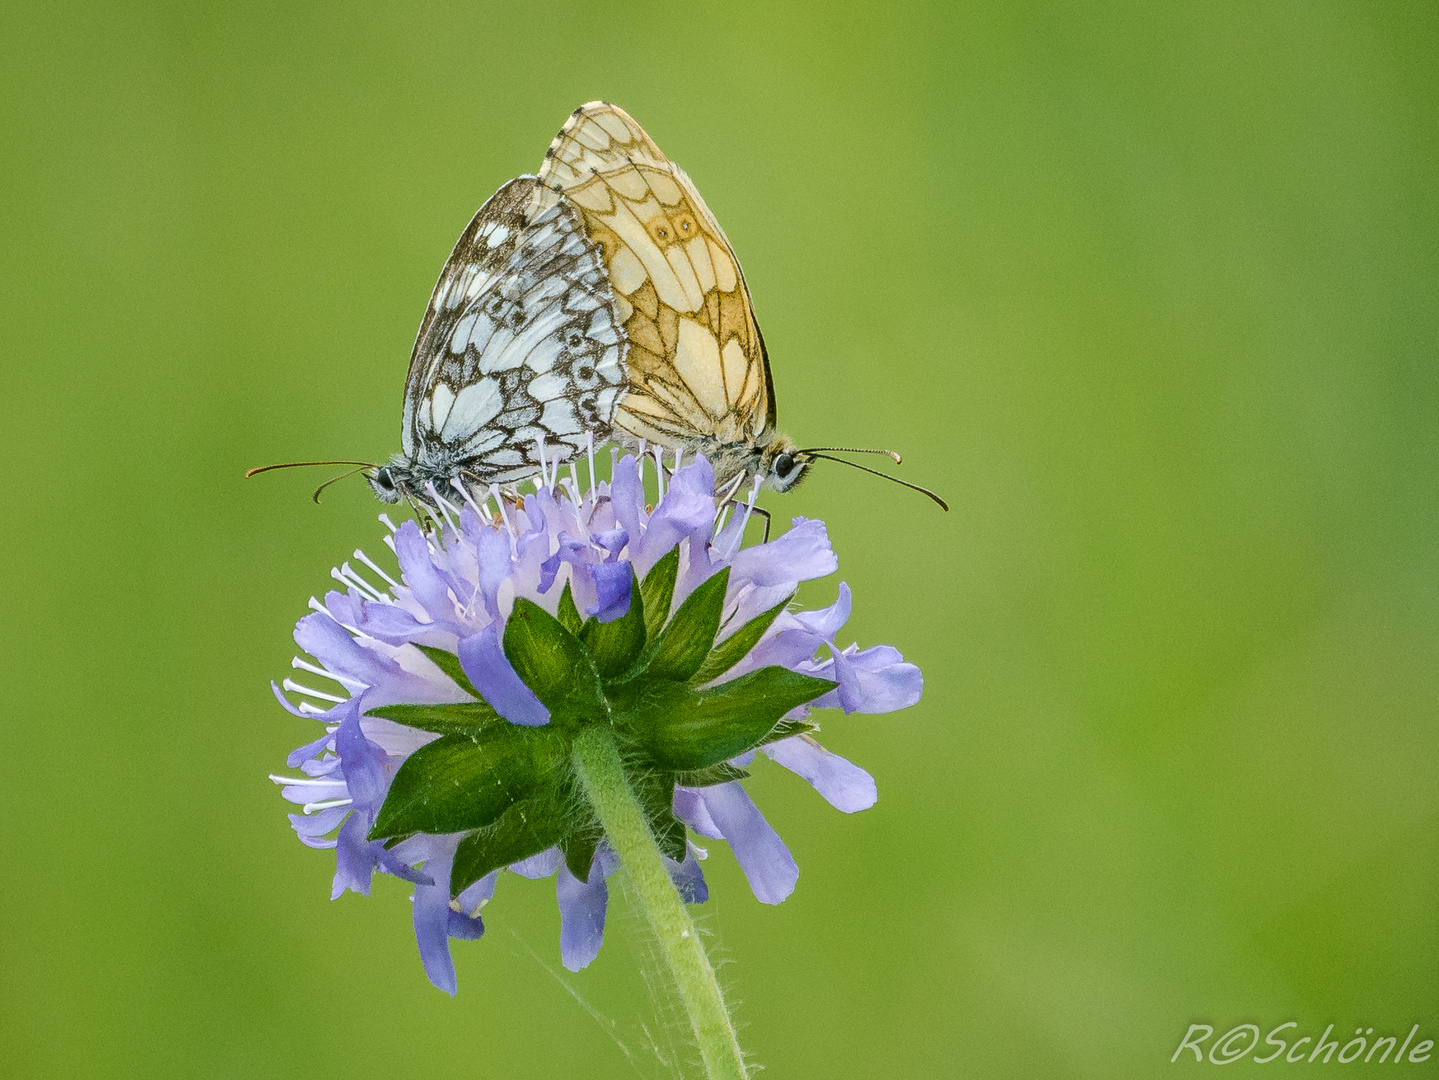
[572,723,747,1080]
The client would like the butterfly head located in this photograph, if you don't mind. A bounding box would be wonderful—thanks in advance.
[367,464,404,503]
[760,435,813,494]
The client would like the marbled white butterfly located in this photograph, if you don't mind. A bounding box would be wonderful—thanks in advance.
[253,103,945,511]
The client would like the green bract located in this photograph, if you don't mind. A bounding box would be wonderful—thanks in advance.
[364,552,833,898]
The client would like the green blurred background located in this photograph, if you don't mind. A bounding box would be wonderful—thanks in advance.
[2,2,1435,1076]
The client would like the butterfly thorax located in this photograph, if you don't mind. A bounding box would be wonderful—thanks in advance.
[688,429,811,497]
[367,448,474,504]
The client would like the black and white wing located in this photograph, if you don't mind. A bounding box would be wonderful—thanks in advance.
[401,176,628,483]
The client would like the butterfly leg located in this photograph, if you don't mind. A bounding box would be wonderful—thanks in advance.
[750,505,772,544]
[402,489,442,536]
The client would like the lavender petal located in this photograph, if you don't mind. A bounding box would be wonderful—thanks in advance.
[393,521,461,629]
[588,560,633,621]
[447,908,486,941]
[809,644,924,714]
[764,736,877,812]
[556,863,609,971]
[331,812,376,899]
[411,834,465,995]
[334,702,388,811]
[508,847,562,879]
[729,517,837,587]
[457,624,549,726]
[697,782,798,904]
[667,847,709,904]
[455,871,498,916]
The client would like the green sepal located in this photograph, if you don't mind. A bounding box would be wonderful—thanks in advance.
[365,701,501,738]
[561,815,603,883]
[415,644,481,699]
[556,580,583,636]
[632,769,686,862]
[754,716,820,748]
[638,548,678,643]
[674,761,751,787]
[625,665,834,771]
[643,567,731,682]
[690,593,793,686]
[450,792,573,897]
[503,598,605,724]
[368,727,568,840]
[579,568,646,678]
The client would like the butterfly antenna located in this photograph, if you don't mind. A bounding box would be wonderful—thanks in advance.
[806,453,949,511]
[311,465,374,504]
[795,447,904,465]
[245,459,377,478]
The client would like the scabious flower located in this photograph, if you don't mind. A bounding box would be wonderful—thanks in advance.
[270,452,922,993]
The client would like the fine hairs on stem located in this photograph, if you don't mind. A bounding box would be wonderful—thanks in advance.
[571,726,749,1080]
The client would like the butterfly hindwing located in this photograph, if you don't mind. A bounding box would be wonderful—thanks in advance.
[538,103,775,451]
[403,176,627,483]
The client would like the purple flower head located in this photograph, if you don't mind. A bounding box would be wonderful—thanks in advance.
[271,453,922,992]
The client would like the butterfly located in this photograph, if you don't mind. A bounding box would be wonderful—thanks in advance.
[251,103,945,511]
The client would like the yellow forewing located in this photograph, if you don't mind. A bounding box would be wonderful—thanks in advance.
[537,102,774,447]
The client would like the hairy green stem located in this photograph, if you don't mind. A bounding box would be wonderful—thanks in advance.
[571,725,747,1080]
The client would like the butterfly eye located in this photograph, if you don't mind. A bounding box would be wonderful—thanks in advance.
[773,453,796,480]
[374,467,396,492]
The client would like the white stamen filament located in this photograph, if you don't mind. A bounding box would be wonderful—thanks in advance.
[378,513,399,534]
[434,487,464,519]
[298,701,330,714]
[674,447,682,472]
[303,798,353,814]
[560,475,585,519]
[725,475,763,558]
[344,562,392,602]
[307,598,371,639]
[450,477,487,521]
[292,656,367,691]
[653,444,666,499]
[333,565,384,603]
[424,483,461,534]
[489,482,518,554]
[585,430,597,503]
[268,773,343,788]
[283,678,345,703]
[714,505,732,539]
[534,434,549,488]
[353,548,400,590]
